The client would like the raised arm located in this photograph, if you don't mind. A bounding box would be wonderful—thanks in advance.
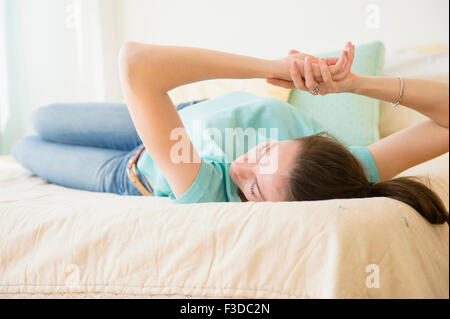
[282,43,449,181]
[350,77,449,128]
[351,76,449,181]
[119,42,346,92]
[118,42,348,198]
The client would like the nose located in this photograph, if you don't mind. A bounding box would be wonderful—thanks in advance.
[232,159,257,182]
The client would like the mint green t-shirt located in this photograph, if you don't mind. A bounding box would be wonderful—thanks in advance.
[137,91,380,204]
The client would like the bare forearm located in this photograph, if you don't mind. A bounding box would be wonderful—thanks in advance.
[349,75,449,128]
[121,41,283,93]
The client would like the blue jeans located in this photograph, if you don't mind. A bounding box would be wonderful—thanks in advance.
[11,99,208,196]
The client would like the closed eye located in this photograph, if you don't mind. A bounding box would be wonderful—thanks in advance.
[259,143,271,161]
[250,183,256,196]
[254,143,273,201]
[241,143,272,201]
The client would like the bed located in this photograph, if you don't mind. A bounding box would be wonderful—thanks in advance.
[0,46,449,299]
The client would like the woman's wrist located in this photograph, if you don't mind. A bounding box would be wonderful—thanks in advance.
[265,58,290,80]
[343,73,365,93]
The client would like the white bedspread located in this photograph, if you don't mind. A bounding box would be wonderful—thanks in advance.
[0,154,448,298]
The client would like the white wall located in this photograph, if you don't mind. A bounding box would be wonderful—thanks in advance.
[0,0,121,153]
[1,0,448,154]
[116,0,449,59]
[1,0,80,149]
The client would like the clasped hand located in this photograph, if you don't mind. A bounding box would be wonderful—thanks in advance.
[267,42,356,95]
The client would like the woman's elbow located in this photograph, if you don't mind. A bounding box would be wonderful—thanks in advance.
[118,41,160,89]
[118,41,142,78]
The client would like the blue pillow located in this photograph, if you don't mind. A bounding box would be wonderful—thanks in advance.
[287,41,385,146]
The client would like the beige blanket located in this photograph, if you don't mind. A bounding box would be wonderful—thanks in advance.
[0,154,448,299]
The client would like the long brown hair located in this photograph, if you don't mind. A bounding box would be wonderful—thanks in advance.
[285,131,449,225]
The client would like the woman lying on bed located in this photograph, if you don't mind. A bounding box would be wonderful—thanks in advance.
[12,42,449,224]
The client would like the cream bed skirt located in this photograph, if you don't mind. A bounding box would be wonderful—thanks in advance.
[0,154,448,299]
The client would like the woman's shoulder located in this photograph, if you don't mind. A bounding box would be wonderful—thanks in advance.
[346,145,381,183]
[169,158,239,204]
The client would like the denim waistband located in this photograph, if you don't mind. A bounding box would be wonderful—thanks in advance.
[128,144,154,196]
[137,169,153,195]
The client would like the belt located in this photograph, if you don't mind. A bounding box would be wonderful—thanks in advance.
[126,146,153,196]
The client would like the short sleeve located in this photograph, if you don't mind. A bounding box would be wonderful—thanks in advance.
[346,145,380,183]
[170,158,227,204]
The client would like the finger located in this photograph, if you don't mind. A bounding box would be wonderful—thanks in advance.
[329,49,346,75]
[339,44,355,80]
[302,53,318,60]
[346,43,355,73]
[332,50,349,81]
[343,44,355,75]
[351,43,355,64]
[310,63,324,82]
[319,58,333,84]
[326,57,339,65]
[290,55,321,81]
[289,60,306,90]
[304,57,318,90]
[332,50,348,81]
[307,56,320,63]
[328,41,350,74]
[291,52,320,64]
[290,54,319,64]
[334,43,355,81]
[293,51,320,62]
[266,78,295,89]
[289,49,300,55]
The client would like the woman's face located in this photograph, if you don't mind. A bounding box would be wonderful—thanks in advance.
[229,139,300,202]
